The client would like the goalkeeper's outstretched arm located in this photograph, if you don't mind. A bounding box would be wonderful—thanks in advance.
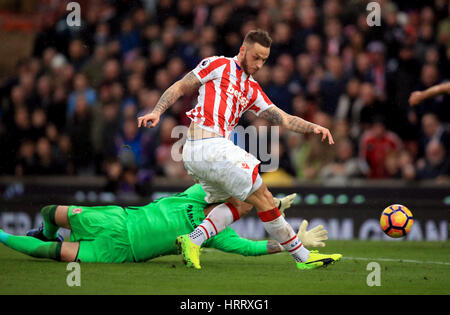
[204,227,277,256]
[205,219,328,257]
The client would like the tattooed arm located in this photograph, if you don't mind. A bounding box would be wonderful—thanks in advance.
[259,106,335,145]
[267,240,283,254]
[137,71,201,128]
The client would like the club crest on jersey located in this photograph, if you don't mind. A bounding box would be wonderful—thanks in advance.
[226,84,249,106]
[71,208,82,215]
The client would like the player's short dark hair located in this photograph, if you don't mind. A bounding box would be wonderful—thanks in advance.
[243,29,272,48]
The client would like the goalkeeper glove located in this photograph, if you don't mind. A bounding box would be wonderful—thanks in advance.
[273,193,296,217]
[298,220,328,248]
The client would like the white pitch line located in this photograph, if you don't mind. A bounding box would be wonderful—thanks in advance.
[342,256,450,266]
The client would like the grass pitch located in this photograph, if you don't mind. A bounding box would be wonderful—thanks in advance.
[0,240,449,295]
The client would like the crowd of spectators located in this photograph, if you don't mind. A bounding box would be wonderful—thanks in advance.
[1,0,450,197]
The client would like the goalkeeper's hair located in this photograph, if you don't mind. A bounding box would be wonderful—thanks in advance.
[243,29,272,48]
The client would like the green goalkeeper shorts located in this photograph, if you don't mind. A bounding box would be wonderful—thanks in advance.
[67,205,135,263]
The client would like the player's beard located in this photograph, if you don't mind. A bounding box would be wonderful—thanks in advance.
[241,51,254,75]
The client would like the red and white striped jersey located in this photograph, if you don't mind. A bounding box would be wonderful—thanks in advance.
[187,56,274,139]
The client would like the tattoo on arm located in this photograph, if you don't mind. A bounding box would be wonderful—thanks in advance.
[267,240,283,254]
[180,71,202,92]
[259,107,314,134]
[152,87,180,115]
[259,107,284,125]
[152,71,201,115]
[286,115,315,134]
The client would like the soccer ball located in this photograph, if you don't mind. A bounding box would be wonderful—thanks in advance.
[380,204,414,238]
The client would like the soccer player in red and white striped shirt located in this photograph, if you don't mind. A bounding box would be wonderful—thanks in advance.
[138,29,342,270]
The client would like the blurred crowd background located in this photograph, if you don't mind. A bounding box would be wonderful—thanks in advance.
[0,0,450,197]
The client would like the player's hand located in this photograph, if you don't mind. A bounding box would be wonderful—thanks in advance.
[273,193,297,217]
[297,220,328,248]
[137,112,160,128]
[408,91,423,107]
[312,124,334,145]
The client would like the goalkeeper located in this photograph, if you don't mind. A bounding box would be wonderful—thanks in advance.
[0,184,328,267]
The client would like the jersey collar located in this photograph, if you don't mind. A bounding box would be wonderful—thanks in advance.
[233,56,242,71]
[233,56,251,81]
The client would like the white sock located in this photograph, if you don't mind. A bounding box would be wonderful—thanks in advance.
[258,207,310,262]
[189,202,240,246]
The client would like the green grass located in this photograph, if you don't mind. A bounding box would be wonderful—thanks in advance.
[0,240,449,295]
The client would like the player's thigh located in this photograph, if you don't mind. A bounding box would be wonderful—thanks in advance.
[75,238,134,263]
[184,138,261,203]
[60,242,80,262]
[55,206,71,229]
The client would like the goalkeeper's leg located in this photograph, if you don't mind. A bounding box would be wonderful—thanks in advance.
[27,205,71,242]
[0,229,79,261]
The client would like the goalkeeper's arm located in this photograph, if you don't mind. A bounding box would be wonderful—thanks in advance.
[203,227,273,256]
[204,219,328,256]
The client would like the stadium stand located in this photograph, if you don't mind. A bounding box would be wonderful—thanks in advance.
[0,0,449,200]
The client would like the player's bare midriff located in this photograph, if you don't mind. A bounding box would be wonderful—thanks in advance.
[188,121,224,140]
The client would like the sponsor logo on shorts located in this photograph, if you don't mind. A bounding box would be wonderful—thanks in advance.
[72,208,82,215]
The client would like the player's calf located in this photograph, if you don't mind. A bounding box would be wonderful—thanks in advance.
[1,229,63,261]
[189,202,240,246]
[247,184,310,264]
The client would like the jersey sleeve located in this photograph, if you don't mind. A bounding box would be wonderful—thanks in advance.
[203,227,269,256]
[247,83,275,116]
[191,56,229,84]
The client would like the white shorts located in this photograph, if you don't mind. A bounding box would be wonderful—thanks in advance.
[182,137,262,203]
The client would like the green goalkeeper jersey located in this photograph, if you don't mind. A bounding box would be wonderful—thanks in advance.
[125,184,268,262]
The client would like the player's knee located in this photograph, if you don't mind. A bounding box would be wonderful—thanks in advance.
[223,198,252,218]
[60,242,79,262]
[236,202,252,216]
